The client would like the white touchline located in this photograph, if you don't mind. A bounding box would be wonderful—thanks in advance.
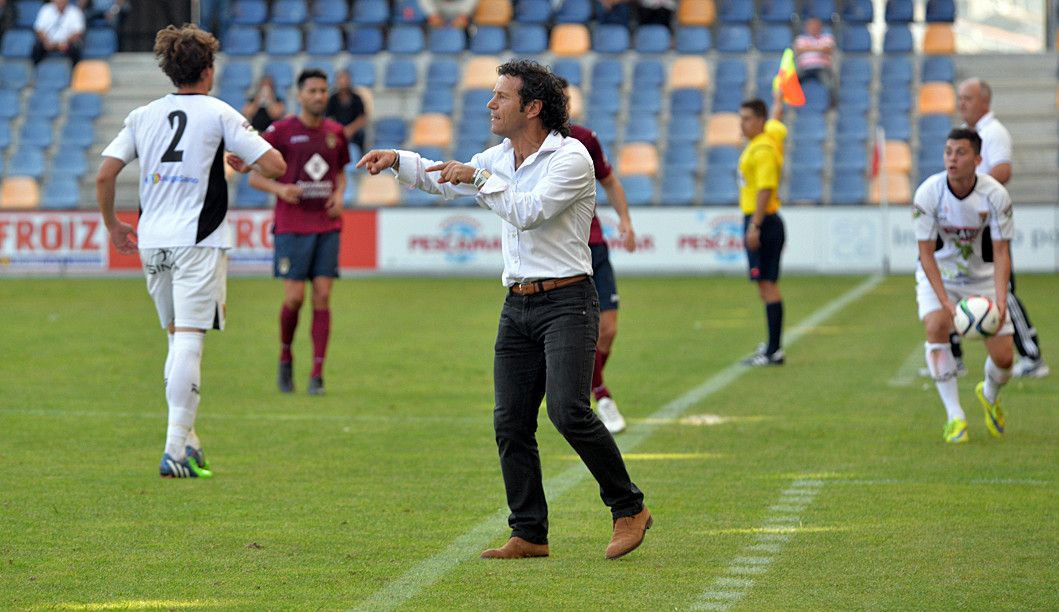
[353,275,884,612]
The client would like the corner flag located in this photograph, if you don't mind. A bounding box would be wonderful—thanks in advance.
[772,48,806,107]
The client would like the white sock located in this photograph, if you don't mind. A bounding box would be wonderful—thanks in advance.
[163,332,175,386]
[164,332,204,459]
[983,356,1011,404]
[925,342,964,421]
[186,428,201,451]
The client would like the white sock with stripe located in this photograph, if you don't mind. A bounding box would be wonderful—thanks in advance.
[925,342,964,421]
[164,332,204,460]
[983,356,1011,404]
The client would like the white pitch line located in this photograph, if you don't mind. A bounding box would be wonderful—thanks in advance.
[353,276,883,612]
[887,344,927,388]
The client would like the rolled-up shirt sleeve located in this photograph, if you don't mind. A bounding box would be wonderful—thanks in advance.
[476,148,593,230]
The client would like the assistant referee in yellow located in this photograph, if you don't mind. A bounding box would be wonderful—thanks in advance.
[737,91,787,366]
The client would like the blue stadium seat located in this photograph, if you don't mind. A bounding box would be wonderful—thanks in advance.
[67,92,102,120]
[19,118,53,148]
[755,56,781,94]
[41,176,80,209]
[670,89,704,114]
[217,85,245,109]
[0,61,31,90]
[921,56,955,83]
[554,0,592,23]
[666,114,702,143]
[402,187,438,207]
[836,114,869,139]
[665,142,700,171]
[707,146,740,170]
[716,25,751,53]
[919,115,953,140]
[714,58,747,87]
[348,60,376,87]
[462,90,494,115]
[880,113,911,141]
[660,172,697,205]
[632,59,665,89]
[384,59,418,88]
[59,119,94,148]
[222,26,262,55]
[622,176,654,206]
[837,87,870,112]
[1,29,35,59]
[49,148,87,178]
[388,25,425,54]
[629,89,662,114]
[802,79,830,112]
[832,141,868,172]
[802,0,835,20]
[302,59,335,82]
[840,25,871,53]
[313,0,348,24]
[427,27,465,54]
[426,58,460,87]
[347,26,384,54]
[842,0,873,23]
[271,0,308,24]
[265,26,302,55]
[515,0,552,24]
[787,171,822,203]
[789,144,825,171]
[594,24,630,54]
[712,87,743,113]
[761,0,795,23]
[594,0,631,26]
[25,90,60,119]
[917,147,944,177]
[925,0,955,22]
[883,25,913,52]
[391,0,425,23]
[0,91,19,119]
[878,87,911,113]
[470,26,506,54]
[219,60,254,91]
[585,113,617,143]
[35,58,71,91]
[591,59,624,88]
[830,173,867,205]
[586,86,622,113]
[756,24,792,53]
[264,61,294,92]
[15,1,43,28]
[702,171,738,206]
[553,59,582,86]
[674,27,711,54]
[718,0,753,23]
[83,27,118,58]
[306,26,344,55]
[885,0,913,23]
[0,120,11,149]
[420,88,454,114]
[792,112,827,139]
[354,0,390,25]
[880,57,913,86]
[635,25,670,53]
[373,117,408,149]
[235,174,269,208]
[510,24,547,53]
[8,146,45,178]
[839,56,872,85]
[231,0,267,25]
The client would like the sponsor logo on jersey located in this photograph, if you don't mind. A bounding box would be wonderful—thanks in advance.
[304,153,330,182]
[291,135,311,144]
[144,172,200,186]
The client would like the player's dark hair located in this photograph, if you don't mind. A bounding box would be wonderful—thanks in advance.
[740,98,768,119]
[154,24,219,88]
[297,69,328,89]
[497,59,570,137]
[947,128,982,155]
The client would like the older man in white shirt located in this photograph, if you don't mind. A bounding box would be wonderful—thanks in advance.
[358,59,651,561]
[957,78,1048,378]
[31,0,85,64]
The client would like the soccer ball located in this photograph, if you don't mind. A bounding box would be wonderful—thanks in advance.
[953,296,1001,339]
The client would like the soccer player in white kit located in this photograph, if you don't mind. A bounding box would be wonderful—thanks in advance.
[913,128,1015,444]
[96,24,286,477]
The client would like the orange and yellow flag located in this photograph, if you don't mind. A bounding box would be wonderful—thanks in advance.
[771,48,806,107]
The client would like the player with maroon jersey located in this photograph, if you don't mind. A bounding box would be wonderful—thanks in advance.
[566,119,637,434]
[249,69,349,395]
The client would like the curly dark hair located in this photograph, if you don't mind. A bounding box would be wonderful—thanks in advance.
[497,59,570,137]
[154,24,219,88]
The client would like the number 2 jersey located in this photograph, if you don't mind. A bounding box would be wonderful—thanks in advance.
[101,93,273,249]
[912,171,1014,284]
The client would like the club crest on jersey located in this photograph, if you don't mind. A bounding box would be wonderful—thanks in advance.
[325,133,337,149]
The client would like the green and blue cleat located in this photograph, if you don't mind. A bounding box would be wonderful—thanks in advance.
[943,418,969,444]
[976,381,1005,438]
[160,452,212,478]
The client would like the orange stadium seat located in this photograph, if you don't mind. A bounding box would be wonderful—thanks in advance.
[870,173,912,204]
[550,24,590,57]
[919,82,956,115]
[677,0,716,27]
[411,114,453,148]
[705,113,741,147]
[1,177,41,209]
[922,24,955,55]
[670,56,709,89]
[356,174,401,206]
[71,60,111,93]
[884,141,912,174]
[617,143,660,177]
[567,84,584,120]
[462,56,501,89]
[474,0,513,26]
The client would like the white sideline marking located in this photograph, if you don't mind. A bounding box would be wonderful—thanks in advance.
[353,276,884,612]
[888,344,927,388]
[692,479,825,611]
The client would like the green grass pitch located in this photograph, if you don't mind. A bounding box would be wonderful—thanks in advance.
[1,274,1056,610]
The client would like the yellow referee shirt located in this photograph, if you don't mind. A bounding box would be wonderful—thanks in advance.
[737,119,787,215]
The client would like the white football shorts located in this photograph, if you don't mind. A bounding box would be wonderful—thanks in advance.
[141,246,228,331]
[915,267,1013,335]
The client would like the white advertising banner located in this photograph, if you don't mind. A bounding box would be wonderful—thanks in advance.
[0,212,109,272]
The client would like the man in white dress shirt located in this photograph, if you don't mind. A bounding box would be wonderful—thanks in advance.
[31,0,84,64]
[358,59,650,561]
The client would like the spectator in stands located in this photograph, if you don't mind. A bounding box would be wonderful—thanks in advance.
[325,70,368,154]
[79,0,129,32]
[419,0,478,28]
[597,0,676,29]
[793,17,836,108]
[243,75,287,134]
[31,0,86,65]
[956,77,1049,379]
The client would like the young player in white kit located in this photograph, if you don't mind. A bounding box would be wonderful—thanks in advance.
[96,24,285,477]
[913,128,1015,444]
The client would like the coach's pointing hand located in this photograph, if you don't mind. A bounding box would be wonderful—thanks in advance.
[356,150,399,175]
[425,161,475,185]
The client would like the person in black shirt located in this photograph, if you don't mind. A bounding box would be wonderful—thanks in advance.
[325,70,367,153]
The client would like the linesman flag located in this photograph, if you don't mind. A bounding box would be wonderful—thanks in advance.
[772,48,806,107]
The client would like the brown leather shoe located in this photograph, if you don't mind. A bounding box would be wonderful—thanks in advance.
[480,536,549,559]
[605,506,653,560]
